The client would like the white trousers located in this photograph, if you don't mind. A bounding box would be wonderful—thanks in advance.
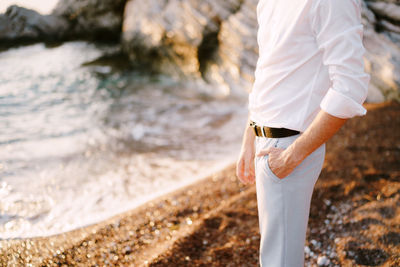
[255,134,325,267]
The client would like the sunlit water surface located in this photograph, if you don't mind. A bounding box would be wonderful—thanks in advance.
[0,41,247,239]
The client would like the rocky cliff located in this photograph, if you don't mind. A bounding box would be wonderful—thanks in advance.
[0,0,399,101]
[122,0,400,101]
[52,0,126,40]
[0,5,69,45]
[0,0,125,46]
[362,0,400,101]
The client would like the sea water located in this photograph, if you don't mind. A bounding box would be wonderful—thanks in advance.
[0,41,248,239]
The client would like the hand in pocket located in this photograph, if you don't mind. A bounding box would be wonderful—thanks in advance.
[257,147,296,179]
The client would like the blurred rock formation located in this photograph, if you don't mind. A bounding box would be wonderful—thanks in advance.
[121,0,400,100]
[0,0,399,101]
[0,0,125,46]
[0,5,69,44]
[52,0,126,40]
[362,0,400,102]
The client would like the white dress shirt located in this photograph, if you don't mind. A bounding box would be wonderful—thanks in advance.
[249,0,370,132]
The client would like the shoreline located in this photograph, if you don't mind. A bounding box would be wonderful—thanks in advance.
[3,156,238,240]
[1,101,400,266]
[1,163,249,266]
[0,39,248,241]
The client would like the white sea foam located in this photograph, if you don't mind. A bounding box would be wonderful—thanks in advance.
[0,41,248,239]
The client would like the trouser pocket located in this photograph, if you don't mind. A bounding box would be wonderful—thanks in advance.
[264,154,282,183]
[256,135,299,183]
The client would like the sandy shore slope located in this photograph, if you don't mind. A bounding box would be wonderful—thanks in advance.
[1,102,399,266]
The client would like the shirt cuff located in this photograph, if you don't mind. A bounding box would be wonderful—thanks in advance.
[320,88,367,119]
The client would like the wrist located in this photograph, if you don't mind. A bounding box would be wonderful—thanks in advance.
[240,140,255,156]
[241,127,255,148]
[241,142,255,155]
[283,143,306,167]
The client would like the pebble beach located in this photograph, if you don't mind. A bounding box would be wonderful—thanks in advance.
[1,101,399,266]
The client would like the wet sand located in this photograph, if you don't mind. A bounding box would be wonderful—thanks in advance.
[1,101,399,266]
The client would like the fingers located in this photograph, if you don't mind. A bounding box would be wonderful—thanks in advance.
[243,156,255,183]
[256,147,274,157]
[242,173,255,184]
[244,166,255,184]
[247,170,255,184]
[256,147,285,157]
[236,160,250,184]
[236,159,242,178]
[236,159,245,183]
[236,157,255,185]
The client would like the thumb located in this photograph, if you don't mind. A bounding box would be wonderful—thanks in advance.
[257,147,274,157]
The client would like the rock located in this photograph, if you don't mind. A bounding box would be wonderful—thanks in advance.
[366,83,385,102]
[0,0,126,46]
[379,19,400,34]
[362,1,378,25]
[122,0,244,78]
[123,245,132,254]
[366,1,400,24]
[311,239,318,247]
[122,0,400,100]
[0,5,69,45]
[52,0,126,40]
[354,1,400,101]
[363,23,400,100]
[4,0,397,101]
[317,255,330,266]
[216,0,258,94]
[323,199,332,206]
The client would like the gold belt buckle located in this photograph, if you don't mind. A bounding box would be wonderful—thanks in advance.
[250,121,267,137]
[250,121,258,136]
[250,121,265,137]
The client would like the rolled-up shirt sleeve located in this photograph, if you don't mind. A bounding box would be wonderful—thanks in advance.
[310,0,370,118]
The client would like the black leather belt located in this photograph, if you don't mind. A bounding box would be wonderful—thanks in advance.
[250,121,300,138]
